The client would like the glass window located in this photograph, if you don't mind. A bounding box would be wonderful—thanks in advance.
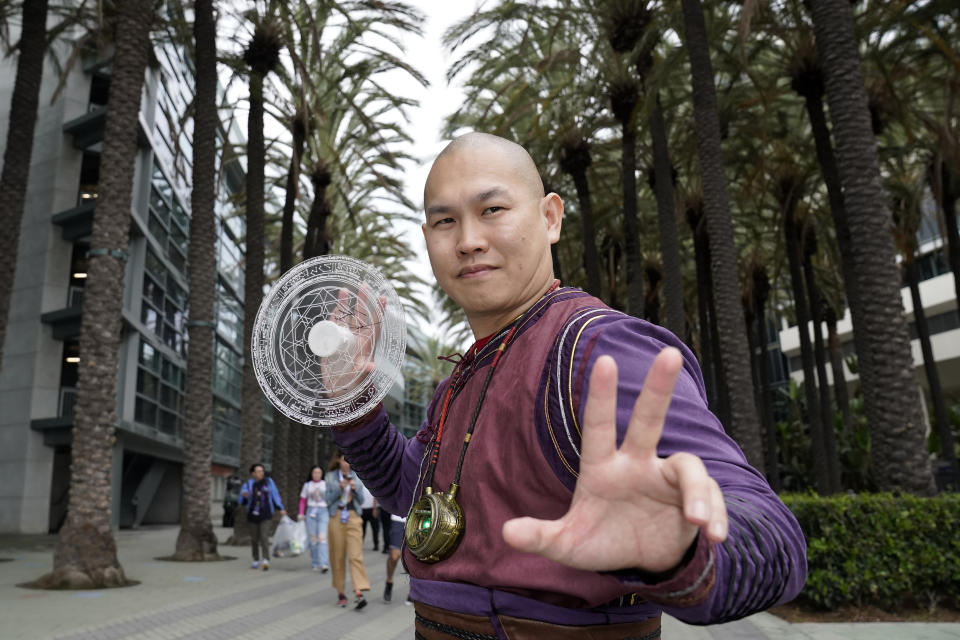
[135,397,157,426]
[137,370,158,399]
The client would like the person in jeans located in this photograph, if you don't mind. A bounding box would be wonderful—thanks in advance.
[325,451,370,609]
[298,465,329,572]
[238,463,285,570]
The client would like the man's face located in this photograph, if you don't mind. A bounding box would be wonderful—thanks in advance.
[422,147,562,335]
[252,466,265,481]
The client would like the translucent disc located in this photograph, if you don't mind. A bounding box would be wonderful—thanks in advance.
[252,255,406,427]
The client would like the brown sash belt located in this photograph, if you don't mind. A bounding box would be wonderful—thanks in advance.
[414,601,662,640]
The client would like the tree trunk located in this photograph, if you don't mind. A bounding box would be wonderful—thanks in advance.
[825,306,852,438]
[802,235,842,492]
[559,140,601,297]
[688,205,717,413]
[620,124,645,317]
[174,0,220,561]
[931,159,960,318]
[240,69,266,511]
[550,244,564,282]
[303,169,331,260]
[905,256,957,480]
[567,165,601,297]
[680,0,764,471]
[0,0,48,371]
[704,232,731,428]
[809,0,935,494]
[752,266,780,492]
[784,201,832,495]
[33,0,154,589]
[648,94,685,339]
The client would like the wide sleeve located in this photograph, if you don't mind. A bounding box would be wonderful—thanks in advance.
[542,311,806,624]
[325,472,342,506]
[330,385,445,517]
[269,479,284,512]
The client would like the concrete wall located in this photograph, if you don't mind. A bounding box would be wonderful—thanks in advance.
[0,36,91,533]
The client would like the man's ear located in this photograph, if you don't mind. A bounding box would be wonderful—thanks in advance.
[541,192,564,243]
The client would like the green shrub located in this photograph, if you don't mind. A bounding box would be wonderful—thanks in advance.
[782,492,960,611]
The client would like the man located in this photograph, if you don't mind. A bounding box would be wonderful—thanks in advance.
[238,463,285,570]
[382,512,409,603]
[332,133,806,638]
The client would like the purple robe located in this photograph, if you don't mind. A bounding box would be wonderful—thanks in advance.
[333,287,806,626]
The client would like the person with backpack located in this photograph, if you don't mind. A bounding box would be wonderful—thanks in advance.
[238,463,286,570]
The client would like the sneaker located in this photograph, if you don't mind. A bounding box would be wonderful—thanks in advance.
[383,582,393,603]
[251,561,259,569]
[405,595,413,606]
[262,561,269,571]
[373,544,379,551]
[337,593,348,607]
[321,566,329,574]
[355,596,367,610]
[354,590,364,602]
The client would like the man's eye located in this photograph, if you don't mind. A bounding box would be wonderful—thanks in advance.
[433,218,454,227]
[483,206,503,215]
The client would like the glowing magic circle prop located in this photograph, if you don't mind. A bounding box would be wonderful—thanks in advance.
[251,255,406,427]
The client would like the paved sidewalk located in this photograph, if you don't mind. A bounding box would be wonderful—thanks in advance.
[0,525,957,639]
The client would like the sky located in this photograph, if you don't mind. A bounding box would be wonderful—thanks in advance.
[378,2,478,340]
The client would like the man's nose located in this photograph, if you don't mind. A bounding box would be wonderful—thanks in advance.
[455,217,488,255]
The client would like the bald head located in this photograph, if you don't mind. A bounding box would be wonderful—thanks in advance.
[424,133,544,207]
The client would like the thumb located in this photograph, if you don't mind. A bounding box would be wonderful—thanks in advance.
[502,517,565,558]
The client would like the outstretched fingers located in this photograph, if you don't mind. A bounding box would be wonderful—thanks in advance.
[666,452,728,543]
[580,355,619,464]
[502,516,568,562]
[619,347,684,459]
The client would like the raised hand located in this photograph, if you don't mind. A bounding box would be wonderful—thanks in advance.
[502,348,728,573]
[321,285,384,398]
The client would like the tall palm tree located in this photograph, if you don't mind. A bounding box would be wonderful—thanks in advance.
[173,0,220,561]
[808,0,935,494]
[33,0,155,588]
[890,165,957,483]
[679,0,764,470]
[0,0,48,372]
[240,17,282,477]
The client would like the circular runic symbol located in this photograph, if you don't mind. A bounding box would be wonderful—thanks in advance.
[251,255,406,427]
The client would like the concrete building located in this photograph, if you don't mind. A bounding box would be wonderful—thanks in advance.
[777,202,960,411]
[0,27,251,533]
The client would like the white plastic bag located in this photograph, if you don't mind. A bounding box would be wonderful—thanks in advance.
[273,515,309,557]
[272,515,296,557]
[289,519,308,557]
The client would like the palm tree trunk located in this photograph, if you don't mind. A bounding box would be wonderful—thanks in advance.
[704,234,731,428]
[931,159,960,317]
[241,70,266,483]
[809,0,935,494]
[680,0,764,470]
[562,155,601,297]
[174,0,219,561]
[752,266,780,491]
[784,202,832,494]
[688,205,718,413]
[649,94,685,339]
[34,0,154,589]
[803,240,842,492]
[905,256,957,480]
[303,169,331,260]
[0,0,48,371]
[620,124,645,318]
[825,306,852,438]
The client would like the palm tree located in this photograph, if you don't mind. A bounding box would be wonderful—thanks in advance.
[890,165,957,484]
[33,0,155,588]
[679,0,764,470]
[239,16,282,478]
[0,0,48,372]
[808,0,935,494]
[172,0,220,561]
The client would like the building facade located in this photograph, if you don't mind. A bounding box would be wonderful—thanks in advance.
[0,24,251,533]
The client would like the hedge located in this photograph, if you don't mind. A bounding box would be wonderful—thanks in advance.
[781,492,960,611]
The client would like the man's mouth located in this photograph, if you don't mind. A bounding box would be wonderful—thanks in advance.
[458,265,495,278]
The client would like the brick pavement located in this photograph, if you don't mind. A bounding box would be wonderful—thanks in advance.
[1,525,958,640]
